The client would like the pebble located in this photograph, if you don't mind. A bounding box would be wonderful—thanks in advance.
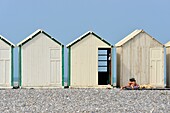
[0,88,170,112]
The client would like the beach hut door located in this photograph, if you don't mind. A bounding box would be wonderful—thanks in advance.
[98,48,111,85]
[50,48,61,85]
[150,48,163,86]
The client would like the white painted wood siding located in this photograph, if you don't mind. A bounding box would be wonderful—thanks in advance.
[70,34,111,87]
[116,32,164,87]
[0,39,11,87]
[22,33,62,87]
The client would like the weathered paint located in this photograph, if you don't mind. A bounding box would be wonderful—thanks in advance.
[18,30,63,88]
[165,41,170,88]
[116,31,164,88]
[150,48,164,87]
[68,33,112,87]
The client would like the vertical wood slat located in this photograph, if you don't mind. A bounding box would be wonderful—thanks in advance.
[116,31,164,87]
[0,38,12,87]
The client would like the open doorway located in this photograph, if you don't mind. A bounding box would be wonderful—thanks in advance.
[98,48,111,85]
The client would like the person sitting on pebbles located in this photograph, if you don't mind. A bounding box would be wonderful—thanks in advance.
[121,78,139,90]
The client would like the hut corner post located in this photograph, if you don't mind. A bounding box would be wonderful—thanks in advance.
[68,47,71,87]
[62,45,64,86]
[11,47,14,86]
[19,46,22,87]
[111,47,114,86]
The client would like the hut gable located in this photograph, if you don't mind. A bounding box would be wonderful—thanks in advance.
[66,31,112,48]
[121,31,163,50]
[165,41,170,47]
[17,29,62,47]
[21,32,62,50]
[115,29,163,47]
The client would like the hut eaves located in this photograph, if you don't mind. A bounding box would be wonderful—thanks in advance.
[0,35,15,47]
[165,41,170,48]
[115,29,163,47]
[17,29,63,46]
[66,31,113,48]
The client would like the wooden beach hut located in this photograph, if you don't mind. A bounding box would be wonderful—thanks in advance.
[115,29,164,88]
[17,29,64,88]
[0,35,14,88]
[165,41,170,88]
[67,31,113,88]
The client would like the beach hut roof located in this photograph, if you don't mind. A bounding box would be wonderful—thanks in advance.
[17,29,63,46]
[0,35,15,47]
[66,31,113,48]
[165,41,170,47]
[115,29,163,47]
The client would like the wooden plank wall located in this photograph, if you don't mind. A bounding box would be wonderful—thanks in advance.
[117,32,163,87]
[71,34,111,87]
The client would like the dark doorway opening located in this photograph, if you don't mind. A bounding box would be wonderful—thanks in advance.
[98,48,111,85]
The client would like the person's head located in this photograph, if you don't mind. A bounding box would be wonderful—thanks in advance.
[129,78,136,82]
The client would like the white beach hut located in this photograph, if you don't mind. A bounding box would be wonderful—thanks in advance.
[17,29,64,88]
[115,29,164,88]
[0,35,15,88]
[67,31,113,88]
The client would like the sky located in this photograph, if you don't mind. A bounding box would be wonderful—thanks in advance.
[0,0,170,81]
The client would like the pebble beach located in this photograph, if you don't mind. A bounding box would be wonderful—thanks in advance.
[0,88,170,113]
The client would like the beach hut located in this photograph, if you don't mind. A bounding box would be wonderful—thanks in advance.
[115,29,164,88]
[66,31,113,88]
[17,29,64,88]
[0,35,15,88]
[165,41,170,88]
